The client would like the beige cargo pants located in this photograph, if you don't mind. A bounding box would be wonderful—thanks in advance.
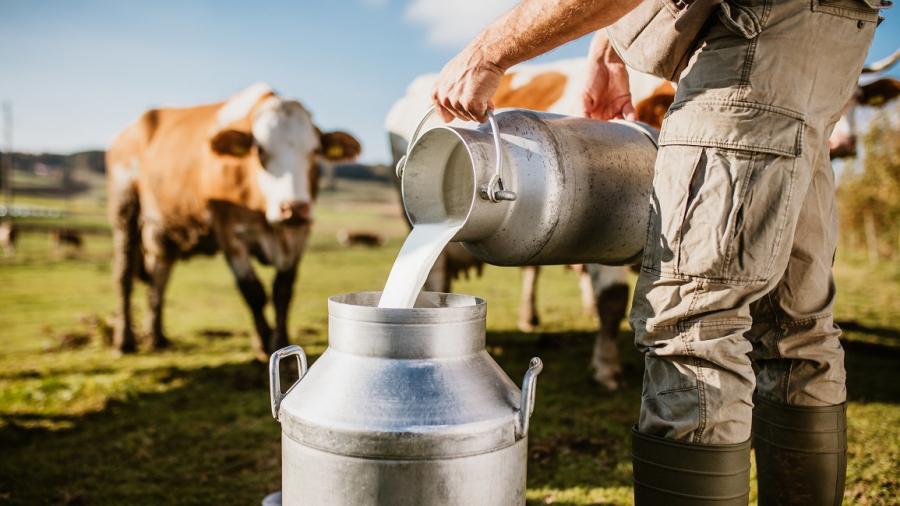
[630,0,878,444]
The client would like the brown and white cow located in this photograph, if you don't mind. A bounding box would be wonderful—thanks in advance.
[829,49,900,159]
[107,83,360,358]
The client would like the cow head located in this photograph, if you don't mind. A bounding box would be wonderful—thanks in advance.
[830,49,900,160]
[209,83,361,225]
[830,77,900,159]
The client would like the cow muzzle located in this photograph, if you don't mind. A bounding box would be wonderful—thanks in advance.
[829,133,857,159]
[280,200,312,225]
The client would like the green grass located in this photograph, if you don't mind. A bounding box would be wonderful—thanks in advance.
[0,181,897,505]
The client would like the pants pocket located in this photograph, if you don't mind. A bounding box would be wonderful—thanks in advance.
[646,144,800,283]
[648,102,806,283]
[694,148,798,282]
[640,357,702,439]
[718,0,765,39]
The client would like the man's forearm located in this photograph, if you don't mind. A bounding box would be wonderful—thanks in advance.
[473,0,642,71]
[431,0,642,122]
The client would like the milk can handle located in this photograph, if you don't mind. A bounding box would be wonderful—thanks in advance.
[269,345,308,421]
[395,106,516,203]
[515,357,543,439]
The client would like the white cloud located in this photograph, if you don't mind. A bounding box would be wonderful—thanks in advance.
[405,0,517,49]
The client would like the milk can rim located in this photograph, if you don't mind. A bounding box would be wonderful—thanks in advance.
[401,125,479,228]
[328,291,486,324]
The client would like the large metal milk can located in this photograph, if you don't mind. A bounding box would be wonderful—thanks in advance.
[269,291,543,505]
[397,108,658,266]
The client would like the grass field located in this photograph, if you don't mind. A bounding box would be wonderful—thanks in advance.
[1,180,898,505]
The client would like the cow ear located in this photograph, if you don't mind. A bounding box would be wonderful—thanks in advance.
[859,78,900,107]
[210,129,254,157]
[318,130,361,162]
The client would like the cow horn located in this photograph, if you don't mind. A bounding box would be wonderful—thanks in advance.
[862,48,900,74]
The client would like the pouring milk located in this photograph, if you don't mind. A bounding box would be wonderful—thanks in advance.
[377,221,463,308]
[378,116,475,309]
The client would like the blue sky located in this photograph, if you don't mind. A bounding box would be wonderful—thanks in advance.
[1,0,898,163]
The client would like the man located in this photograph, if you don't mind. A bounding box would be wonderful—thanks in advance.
[431,0,881,504]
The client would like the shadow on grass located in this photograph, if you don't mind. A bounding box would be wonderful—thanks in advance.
[489,329,642,498]
[837,320,900,342]
[0,327,896,505]
[0,361,284,506]
[491,326,900,504]
[843,338,900,403]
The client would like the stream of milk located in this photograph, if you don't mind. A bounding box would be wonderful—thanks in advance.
[377,221,464,308]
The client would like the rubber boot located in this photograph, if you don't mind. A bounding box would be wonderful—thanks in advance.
[753,395,847,506]
[632,427,751,505]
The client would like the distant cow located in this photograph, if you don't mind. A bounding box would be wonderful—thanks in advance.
[51,228,84,251]
[337,229,385,248]
[0,220,17,255]
[107,83,360,357]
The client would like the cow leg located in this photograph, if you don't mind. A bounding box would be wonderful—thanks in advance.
[225,251,272,360]
[145,252,174,350]
[111,197,140,353]
[591,282,629,390]
[517,266,540,332]
[577,266,596,316]
[271,264,298,353]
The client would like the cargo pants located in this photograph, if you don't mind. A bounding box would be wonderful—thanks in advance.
[629,0,878,444]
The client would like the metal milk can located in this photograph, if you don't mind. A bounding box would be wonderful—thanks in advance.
[269,291,543,505]
[397,108,659,266]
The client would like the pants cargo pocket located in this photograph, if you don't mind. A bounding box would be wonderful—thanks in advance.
[647,101,806,284]
[640,356,703,440]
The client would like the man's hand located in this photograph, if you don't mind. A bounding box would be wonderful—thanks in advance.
[432,47,505,124]
[583,31,635,121]
[430,0,642,124]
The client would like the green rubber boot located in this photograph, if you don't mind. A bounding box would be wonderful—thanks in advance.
[753,396,847,506]
[632,427,751,505]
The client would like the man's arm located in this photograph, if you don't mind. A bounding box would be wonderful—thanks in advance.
[432,0,642,123]
[582,30,636,121]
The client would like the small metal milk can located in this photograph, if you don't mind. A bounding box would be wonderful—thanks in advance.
[396,108,659,266]
[269,291,543,505]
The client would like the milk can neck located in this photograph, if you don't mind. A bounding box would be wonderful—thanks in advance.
[327,292,487,359]
[400,126,510,243]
